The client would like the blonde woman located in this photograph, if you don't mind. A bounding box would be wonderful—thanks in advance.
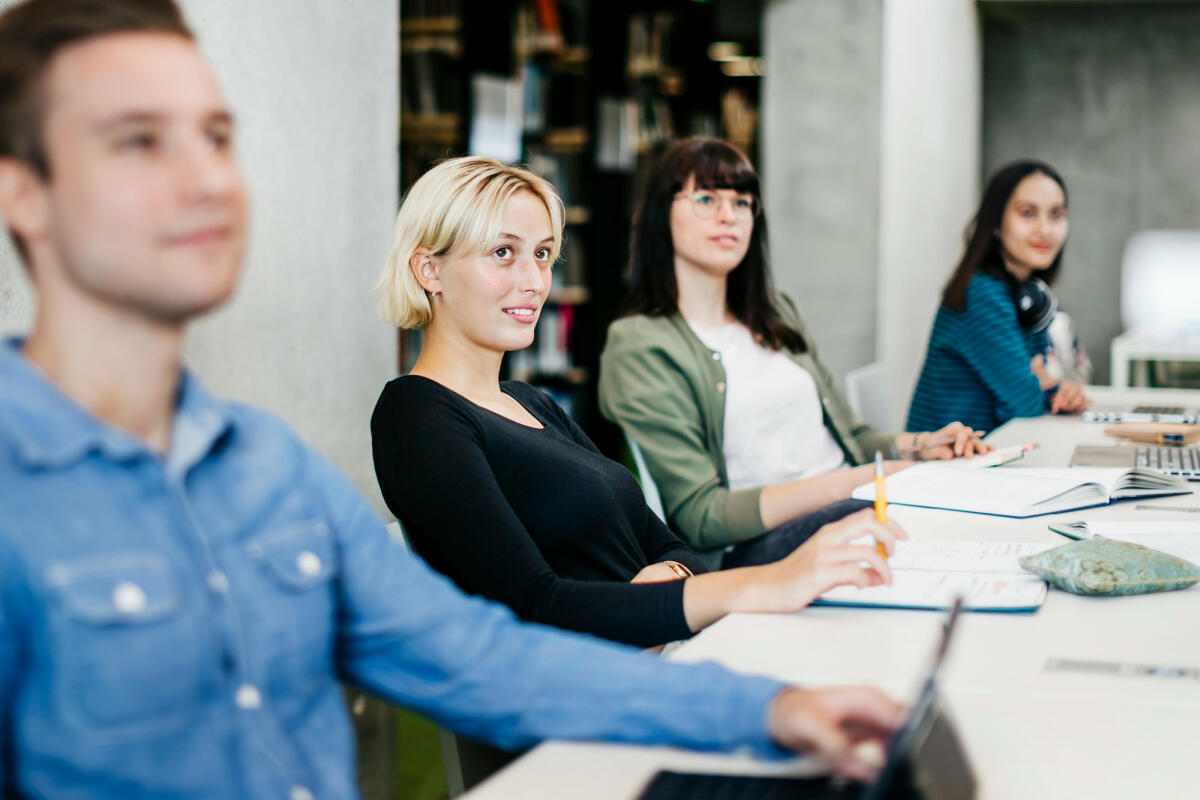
[371,156,907,648]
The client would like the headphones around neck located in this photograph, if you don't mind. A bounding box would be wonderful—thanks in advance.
[1014,277,1058,333]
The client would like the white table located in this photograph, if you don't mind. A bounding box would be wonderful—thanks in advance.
[1110,329,1200,388]
[465,387,1200,800]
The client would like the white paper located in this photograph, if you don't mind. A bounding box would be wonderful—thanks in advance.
[1068,521,1200,565]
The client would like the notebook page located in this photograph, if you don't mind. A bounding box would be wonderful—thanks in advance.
[817,571,1048,610]
[886,540,1053,574]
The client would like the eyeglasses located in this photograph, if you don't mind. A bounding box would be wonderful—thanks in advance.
[674,190,760,221]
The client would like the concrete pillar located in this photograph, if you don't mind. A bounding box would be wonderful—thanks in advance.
[765,0,980,428]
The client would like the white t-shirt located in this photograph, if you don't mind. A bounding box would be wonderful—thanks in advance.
[691,322,847,491]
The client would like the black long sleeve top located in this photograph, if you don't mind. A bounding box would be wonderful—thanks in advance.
[371,376,707,647]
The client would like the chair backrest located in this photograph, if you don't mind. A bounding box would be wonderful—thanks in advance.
[845,361,890,430]
[1121,230,1200,333]
[624,431,666,523]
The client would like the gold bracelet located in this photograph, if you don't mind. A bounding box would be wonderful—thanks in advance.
[663,560,693,579]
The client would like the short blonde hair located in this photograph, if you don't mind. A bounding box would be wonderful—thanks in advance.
[376,156,565,329]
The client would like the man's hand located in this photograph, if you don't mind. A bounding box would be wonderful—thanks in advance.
[768,686,906,782]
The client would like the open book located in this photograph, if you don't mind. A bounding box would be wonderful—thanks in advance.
[1048,520,1200,566]
[815,540,1051,612]
[851,464,1191,517]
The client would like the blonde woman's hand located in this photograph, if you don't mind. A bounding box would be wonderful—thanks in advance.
[741,508,908,613]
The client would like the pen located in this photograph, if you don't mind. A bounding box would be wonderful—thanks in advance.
[874,450,888,560]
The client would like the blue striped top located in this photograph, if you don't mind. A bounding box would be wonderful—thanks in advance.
[907,273,1048,433]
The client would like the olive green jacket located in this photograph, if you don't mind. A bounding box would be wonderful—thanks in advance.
[598,302,896,570]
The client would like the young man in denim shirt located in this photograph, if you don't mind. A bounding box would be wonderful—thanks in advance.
[0,1,902,796]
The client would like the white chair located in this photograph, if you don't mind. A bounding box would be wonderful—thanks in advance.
[844,361,890,430]
[624,431,666,523]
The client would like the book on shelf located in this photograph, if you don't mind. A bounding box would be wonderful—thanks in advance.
[815,540,1051,612]
[851,464,1191,517]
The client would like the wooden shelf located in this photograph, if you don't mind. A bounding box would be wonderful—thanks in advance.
[539,127,589,153]
[563,207,591,225]
[400,113,460,145]
[401,35,461,57]
[548,285,590,305]
[400,17,461,36]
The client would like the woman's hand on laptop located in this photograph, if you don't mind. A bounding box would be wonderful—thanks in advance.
[1051,380,1090,414]
[768,686,906,780]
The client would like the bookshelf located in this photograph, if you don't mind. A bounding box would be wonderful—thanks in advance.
[399,0,764,452]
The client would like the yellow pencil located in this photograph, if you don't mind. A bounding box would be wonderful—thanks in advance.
[874,450,888,560]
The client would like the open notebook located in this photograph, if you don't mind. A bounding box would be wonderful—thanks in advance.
[815,540,1051,612]
[851,464,1191,517]
[1048,520,1200,565]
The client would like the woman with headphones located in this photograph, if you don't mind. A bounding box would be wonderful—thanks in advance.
[907,160,1090,433]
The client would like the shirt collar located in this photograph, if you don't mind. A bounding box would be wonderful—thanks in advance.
[0,338,233,473]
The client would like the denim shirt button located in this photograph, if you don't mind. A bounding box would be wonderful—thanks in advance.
[207,570,230,594]
[290,786,315,800]
[711,352,721,361]
[112,581,147,614]
[296,551,322,577]
[235,684,262,710]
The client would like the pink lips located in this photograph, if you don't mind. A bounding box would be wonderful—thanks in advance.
[503,306,538,324]
[163,225,233,247]
[711,235,739,247]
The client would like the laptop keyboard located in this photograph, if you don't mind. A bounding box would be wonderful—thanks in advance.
[1136,446,1200,477]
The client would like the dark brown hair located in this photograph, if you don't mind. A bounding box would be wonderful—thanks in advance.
[623,136,806,353]
[0,0,193,262]
[942,160,1068,312]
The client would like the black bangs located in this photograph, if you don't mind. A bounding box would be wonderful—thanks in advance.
[675,140,760,196]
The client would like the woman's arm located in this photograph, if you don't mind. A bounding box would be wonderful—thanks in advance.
[680,508,905,631]
[951,279,1048,422]
[599,320,765,552]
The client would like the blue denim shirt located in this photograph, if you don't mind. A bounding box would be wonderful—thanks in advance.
[0,340,786,799]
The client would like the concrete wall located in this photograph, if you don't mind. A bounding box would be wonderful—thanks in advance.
[878,0,981,427]
[982,3,1200,384]
[0,0,398,508]
[763,0,884,381]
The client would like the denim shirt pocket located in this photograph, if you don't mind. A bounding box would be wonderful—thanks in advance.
[245,519,338,691]
[45,551,206,741]
[247,519,338,590]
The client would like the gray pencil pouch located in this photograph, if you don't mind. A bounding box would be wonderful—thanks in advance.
[1019,538,1200,596]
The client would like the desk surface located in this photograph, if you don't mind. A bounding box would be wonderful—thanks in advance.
[464,387,1200,800]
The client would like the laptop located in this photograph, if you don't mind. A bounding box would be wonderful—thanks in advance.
[1083,404,1199,425]
[1070,444,1200,480]
[637,598,974,800]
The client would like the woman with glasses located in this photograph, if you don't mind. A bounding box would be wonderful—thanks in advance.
[371,155,905,649]
[598,137,987,571]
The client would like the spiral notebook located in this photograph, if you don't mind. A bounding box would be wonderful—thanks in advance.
[813,540,1050,612]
